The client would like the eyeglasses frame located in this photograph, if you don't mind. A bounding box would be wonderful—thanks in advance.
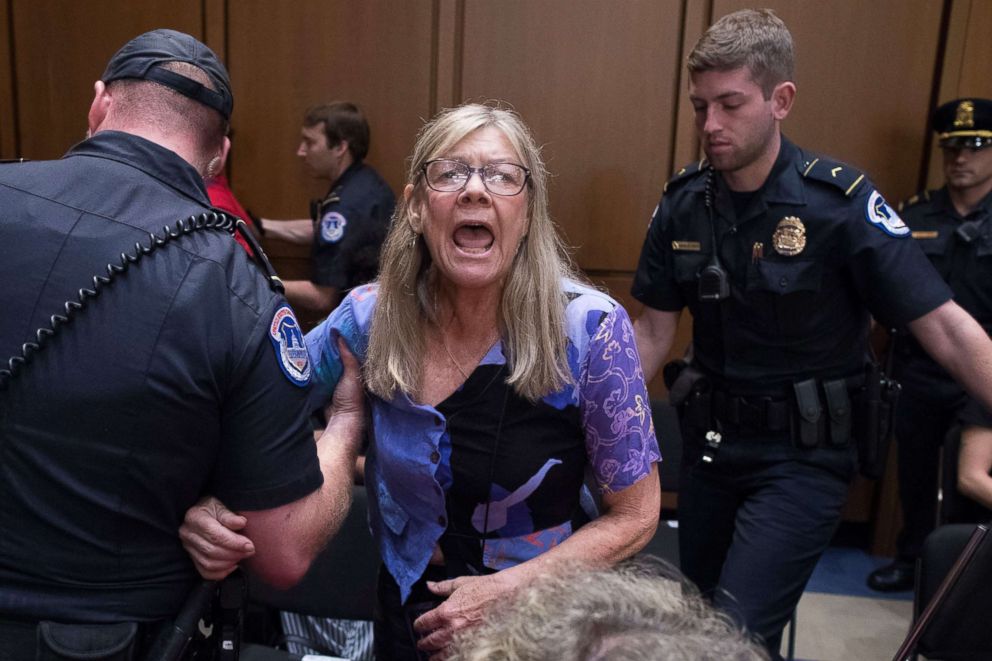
[420,159,532,196]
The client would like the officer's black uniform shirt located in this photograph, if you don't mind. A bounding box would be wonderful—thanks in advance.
[632,136,951,394]
[0,131,322,623]
[902,187,992,329]
[895,187,992,415]
[311,160,395,290]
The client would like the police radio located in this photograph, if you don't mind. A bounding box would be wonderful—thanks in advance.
[698,166,730,302]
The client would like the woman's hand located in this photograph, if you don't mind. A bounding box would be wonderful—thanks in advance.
[413,572,518,658]
[179,496,255,580]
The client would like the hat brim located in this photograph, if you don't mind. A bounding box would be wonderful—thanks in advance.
[939,134,992,150]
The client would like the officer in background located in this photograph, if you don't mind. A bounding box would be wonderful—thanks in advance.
[632,10,992,659]
[260,102,395,318]
[0,30,362,657]
[868,98,992,592]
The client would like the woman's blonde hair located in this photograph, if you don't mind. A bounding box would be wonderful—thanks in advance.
[366,102,579,401]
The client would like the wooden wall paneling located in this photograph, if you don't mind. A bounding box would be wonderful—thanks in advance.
[9,0,203,161]
[671,0,711,169]
[225,0,434,220]
[713,0,943,204]
[926,0,992,189]
[433,0,463,113]
[0,0,16,159]
[458,0,683,274]
[202,0,226,66]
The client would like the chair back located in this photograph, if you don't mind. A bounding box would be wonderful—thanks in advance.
[893,522,992,661]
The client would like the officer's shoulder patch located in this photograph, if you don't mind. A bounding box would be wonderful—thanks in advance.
[800,156,867,197]
[268,305,311,387]
[663,159,709,193]
[865,190,910,237]
[897,189,933,212]
[320,211,348,243]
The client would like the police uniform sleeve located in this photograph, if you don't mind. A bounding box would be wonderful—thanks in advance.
[312,198,382,290]
[631,193,686,311]
[211,289,323,512]
[843,186,952,327]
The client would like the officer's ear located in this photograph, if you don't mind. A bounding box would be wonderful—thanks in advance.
[770,81,796,121]
[87,80,112,135]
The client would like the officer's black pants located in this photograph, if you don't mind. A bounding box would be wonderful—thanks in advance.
[678,428,855,661]
[892,377,966,560]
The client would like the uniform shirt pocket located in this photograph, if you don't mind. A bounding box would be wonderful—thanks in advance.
[747,258,823,295]
[672,252,710,284]
[916,230,951,258]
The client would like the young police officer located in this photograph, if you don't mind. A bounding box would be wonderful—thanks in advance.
[868,98,992,592]
[632,10,992,659]
[261,103,395,317]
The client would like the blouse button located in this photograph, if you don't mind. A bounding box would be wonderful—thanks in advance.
[437,515,446,526]
[430,450,440,464]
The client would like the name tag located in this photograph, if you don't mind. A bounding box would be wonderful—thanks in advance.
[672,240,701,251]
[911,231,938,239]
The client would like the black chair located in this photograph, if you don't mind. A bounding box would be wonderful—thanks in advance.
[241,485,379,660]
[892,522,992,661]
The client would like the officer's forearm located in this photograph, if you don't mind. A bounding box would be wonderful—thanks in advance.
[241,410,363,588]
[634,308,681,383]
[260,218,313,244]
[910,300,992,413]
[284,280,339,315]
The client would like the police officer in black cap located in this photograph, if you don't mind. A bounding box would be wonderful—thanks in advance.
[632,11,992,660]
[867,98,992,592]
[260,102,395,318]
[0,29,362,657]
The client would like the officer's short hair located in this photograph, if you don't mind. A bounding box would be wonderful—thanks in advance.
[107,61,228,153]
[687,8,795,98]
[303,102,370,162]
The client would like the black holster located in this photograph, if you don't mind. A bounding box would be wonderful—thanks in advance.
[853,362,901,478]
[664,360,711,438]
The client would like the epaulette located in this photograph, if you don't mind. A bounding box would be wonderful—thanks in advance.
[897,189,932,213]
[800,156,867,197]
[663,158,708,194]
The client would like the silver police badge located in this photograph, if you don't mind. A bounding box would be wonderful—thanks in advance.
[772,216,806,256]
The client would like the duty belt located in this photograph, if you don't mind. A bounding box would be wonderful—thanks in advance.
[710,391,791,432]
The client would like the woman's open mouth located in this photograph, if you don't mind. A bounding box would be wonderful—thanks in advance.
[453,223,494,254]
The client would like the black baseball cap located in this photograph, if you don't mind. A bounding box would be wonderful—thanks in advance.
[101,29,233,119]
[934,98,992,150]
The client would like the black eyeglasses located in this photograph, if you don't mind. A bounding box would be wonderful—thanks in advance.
[421,159,531,196]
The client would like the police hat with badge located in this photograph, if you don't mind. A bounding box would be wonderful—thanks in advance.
[934,98,992,150]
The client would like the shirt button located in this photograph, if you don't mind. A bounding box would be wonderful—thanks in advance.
[438,515,446,526]
[430,450,440,464]
[779,276,789,287]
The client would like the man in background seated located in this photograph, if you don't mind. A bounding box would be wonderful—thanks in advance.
[260,102,395,316]
[869,98,992,592]
[445,556,769,661]
[0,29,361,658]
